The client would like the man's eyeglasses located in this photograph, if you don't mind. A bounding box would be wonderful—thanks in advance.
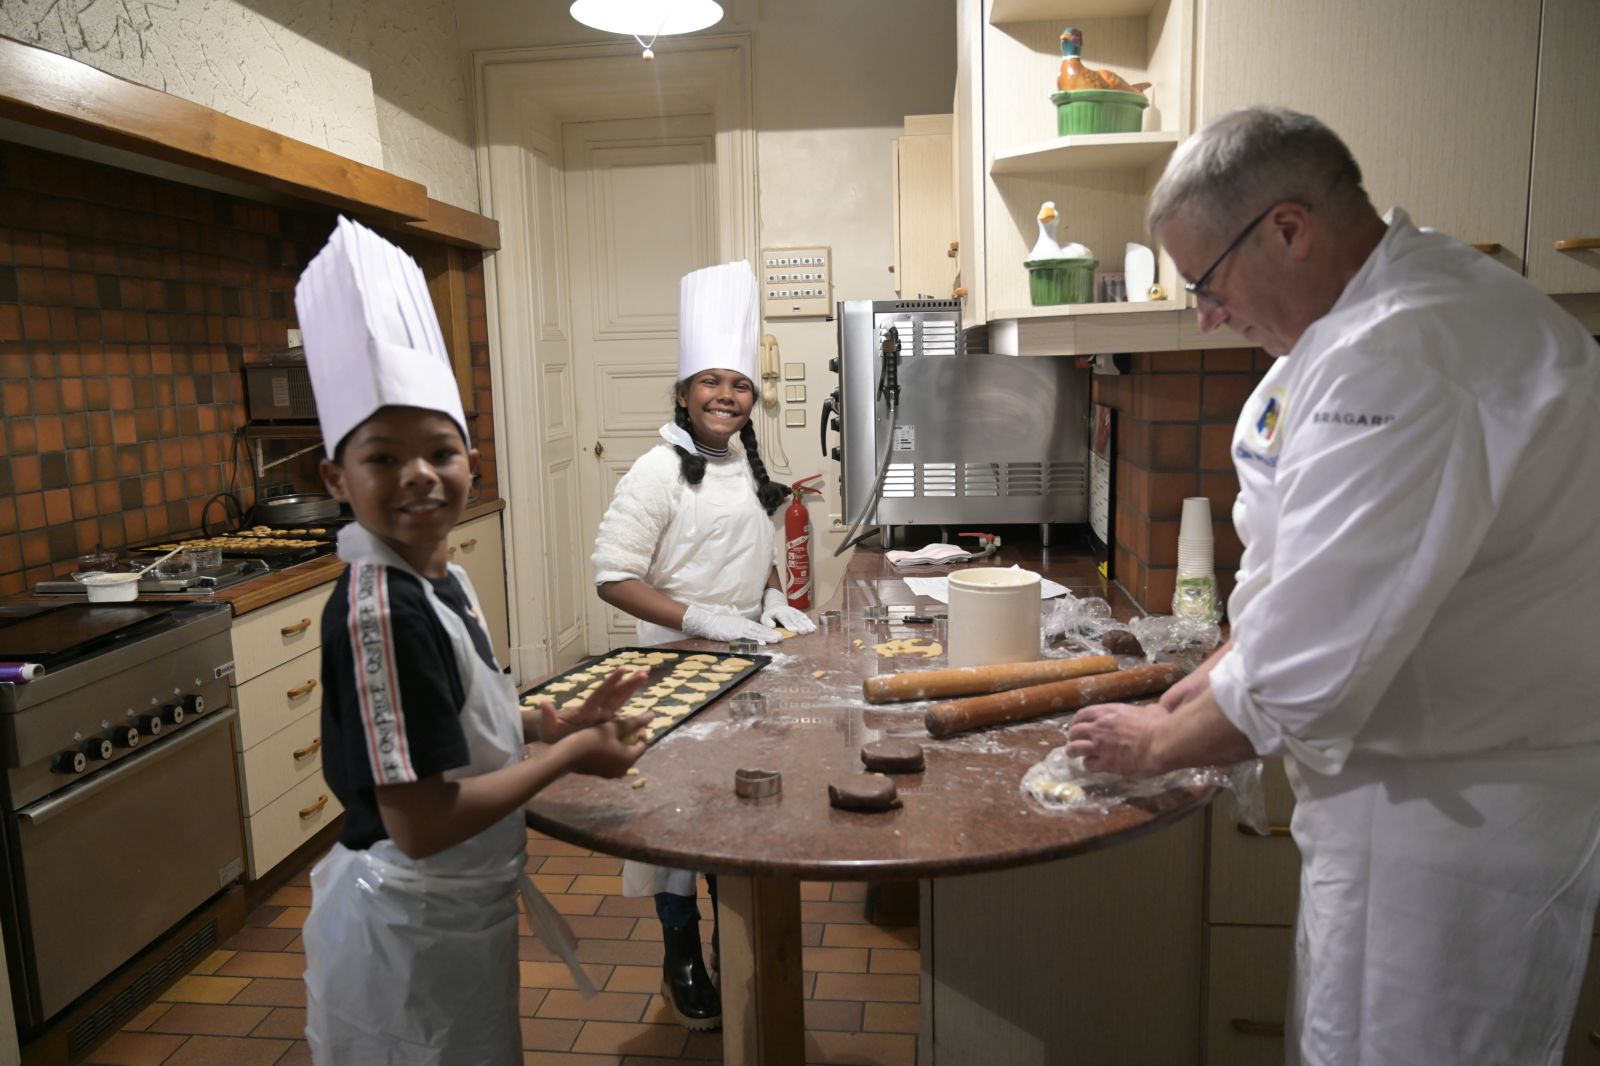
[1183,203,1278,307]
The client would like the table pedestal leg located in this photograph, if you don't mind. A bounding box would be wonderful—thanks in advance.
[716,874,804,1065]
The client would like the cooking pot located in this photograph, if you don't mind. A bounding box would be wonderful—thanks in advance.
[254,493,341,527]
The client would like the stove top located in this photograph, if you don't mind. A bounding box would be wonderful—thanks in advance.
[0,601,231,682]
[32,558,278,598]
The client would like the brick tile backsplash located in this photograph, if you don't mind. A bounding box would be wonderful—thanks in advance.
[1093,349,1267,614]
[0,141,498,597]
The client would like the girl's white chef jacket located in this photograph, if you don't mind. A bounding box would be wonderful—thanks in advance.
[591,425,777,897]
[1210,208,1600,1065]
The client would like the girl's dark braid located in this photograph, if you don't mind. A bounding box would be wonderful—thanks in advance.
[671,403,708,485]
[741,422,790,515]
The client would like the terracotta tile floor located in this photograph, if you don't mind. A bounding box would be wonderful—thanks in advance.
[86,830,921,1066]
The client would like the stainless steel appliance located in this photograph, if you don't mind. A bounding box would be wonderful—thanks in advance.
[828,299,1091,535]
[0,603,242,1045]
[243,348,315,422]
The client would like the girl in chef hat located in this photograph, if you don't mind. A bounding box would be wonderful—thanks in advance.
[591,259,817,1029]
[295,217,650,1065]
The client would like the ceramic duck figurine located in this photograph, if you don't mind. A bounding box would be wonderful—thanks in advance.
[1029,202,1063,260]
[1057,27,1150,95]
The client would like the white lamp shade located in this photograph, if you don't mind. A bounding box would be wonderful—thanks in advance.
[570,0,724,36]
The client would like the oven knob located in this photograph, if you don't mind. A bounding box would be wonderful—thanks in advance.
[53,751,87,774]
[83,737,114,762]
[161,704,185,727]
[137,714,163,737]
[182,694,206,716]
[110,724,139,749]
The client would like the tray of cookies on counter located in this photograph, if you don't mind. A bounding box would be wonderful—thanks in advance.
[520,647,770,745]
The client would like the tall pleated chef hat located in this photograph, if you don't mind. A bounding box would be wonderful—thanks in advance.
[295,216,468,455]
[678,260,760,385]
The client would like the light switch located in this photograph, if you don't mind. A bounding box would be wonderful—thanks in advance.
[784,409,807,427]
[761,246,832,318]
[785,384,806,403]
[783,361,806,381]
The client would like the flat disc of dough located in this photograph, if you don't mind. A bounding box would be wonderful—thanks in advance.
[828,774,900,811]
[860,739,925,773]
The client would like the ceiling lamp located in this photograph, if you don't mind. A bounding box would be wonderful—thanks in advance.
[569,0,725,60]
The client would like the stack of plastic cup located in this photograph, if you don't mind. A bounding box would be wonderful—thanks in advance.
[1172,497,1219,621]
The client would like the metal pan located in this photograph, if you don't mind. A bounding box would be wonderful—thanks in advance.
[254,494,340,527]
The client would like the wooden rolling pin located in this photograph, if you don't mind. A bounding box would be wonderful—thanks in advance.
[863,655,1117,704]
[924,662,1185,738]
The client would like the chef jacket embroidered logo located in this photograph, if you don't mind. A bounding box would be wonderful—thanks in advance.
[1236,387,1286,468]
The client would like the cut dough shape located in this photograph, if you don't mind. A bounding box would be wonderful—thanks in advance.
[861,739,925,773]
[657,704,692,717]
[853,639,865,649]
[631,777,648,789]
[566,672,594,683]
[543,681,577,694]
[560,698,586,710]
[628,696,659,709]
[828,774,900,811]
[685,654,719,663]
[702,672,736,684]
[649,715,675,729]
[722,657,753,670]
[873,638,943,660]
[812,670,827,679]
[684,681,722,692]
[680,692,710,707]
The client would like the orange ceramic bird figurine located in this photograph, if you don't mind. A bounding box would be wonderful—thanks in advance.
[1057,27,1150,96]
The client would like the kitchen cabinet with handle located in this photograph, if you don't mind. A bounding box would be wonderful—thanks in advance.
[448,510,511,672]
[891,114,960,301]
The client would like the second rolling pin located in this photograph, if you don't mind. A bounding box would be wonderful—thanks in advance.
[924,662,1185,738]
[863,655,1117,704]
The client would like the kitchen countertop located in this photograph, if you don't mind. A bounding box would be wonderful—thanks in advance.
[5,499,505,617]
[524,540,1212,881]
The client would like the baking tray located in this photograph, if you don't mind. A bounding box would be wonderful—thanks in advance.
[520,646,770,746]
[132,533,330,564]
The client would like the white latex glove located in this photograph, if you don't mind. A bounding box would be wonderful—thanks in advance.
[760,587,816,634]
[682,604,783,645]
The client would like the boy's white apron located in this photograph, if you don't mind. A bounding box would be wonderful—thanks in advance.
[304,526,590,1065]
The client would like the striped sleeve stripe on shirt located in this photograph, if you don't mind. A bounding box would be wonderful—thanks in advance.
[346,561,418,784]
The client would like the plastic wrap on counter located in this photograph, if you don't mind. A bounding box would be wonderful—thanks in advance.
[1021,744,1266,834]
[1041,591,1221,664]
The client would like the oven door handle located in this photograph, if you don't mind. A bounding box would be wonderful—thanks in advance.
[16,707,239,827]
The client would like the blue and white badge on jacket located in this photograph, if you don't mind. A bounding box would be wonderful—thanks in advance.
[1237,387,1286,468]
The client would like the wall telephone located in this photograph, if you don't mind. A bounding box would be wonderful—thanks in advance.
[759,333,782,410]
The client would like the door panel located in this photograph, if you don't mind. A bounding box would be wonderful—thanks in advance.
[563,115,719,652]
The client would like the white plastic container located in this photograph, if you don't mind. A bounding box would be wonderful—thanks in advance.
[76,572,140,603]
[947,567,1042,668]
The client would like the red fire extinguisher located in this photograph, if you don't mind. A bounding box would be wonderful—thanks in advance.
[784,475,824,609]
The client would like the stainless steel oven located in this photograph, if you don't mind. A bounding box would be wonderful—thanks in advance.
[0,602,242,1037]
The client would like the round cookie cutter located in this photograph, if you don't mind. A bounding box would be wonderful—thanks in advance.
[862,603,890,622]
[734,767,782,799]
[818,609,842,632]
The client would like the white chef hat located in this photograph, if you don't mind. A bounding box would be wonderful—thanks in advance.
[678,261,759,384]
[294,216,468,456]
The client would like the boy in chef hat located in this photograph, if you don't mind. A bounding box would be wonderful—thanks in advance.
[295,216,648,1065]
[589,259,816,1029]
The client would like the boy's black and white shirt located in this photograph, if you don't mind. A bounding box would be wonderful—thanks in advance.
[319,560,500,850]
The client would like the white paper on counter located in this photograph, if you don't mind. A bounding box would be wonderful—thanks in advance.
[903,571,1070,603]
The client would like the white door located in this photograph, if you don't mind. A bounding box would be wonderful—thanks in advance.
[562,115,720,652]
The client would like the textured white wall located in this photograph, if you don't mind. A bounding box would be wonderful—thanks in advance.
[0,0,480,209]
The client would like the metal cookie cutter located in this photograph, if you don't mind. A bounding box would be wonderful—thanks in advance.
[818,609,842,632]
[729,691,766,718]
[862,603,890,622]
[728,638,760,655]
[734,767,782,799]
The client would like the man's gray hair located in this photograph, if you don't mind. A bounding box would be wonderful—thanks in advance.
[1147,107,1369,240]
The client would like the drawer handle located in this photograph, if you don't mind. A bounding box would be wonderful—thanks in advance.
[1470,242,1501,254]
[1230,1018,1285,1038]
[299,794,330,820]
[461,538,478,551]
[1554,237,1600,251]
[287,679,318,700]
[280,618,312,637]
[292,737,323,761]
[1236,823,1293,838]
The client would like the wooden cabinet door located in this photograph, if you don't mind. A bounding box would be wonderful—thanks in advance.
[1198,0,1540,261]
[1526,0,1600,295]
[953,0,986,328]
[1205,925,1293,1066]
[893,117,959,301]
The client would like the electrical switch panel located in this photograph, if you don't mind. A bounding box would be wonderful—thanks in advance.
[762,247,832,318]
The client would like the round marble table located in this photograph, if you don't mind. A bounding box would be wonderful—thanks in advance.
[526,547,1214,1064]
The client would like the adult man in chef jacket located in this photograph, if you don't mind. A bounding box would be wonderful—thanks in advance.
[1067,105,1600,1065]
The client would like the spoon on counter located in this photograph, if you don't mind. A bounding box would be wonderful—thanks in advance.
[130,545,185,578]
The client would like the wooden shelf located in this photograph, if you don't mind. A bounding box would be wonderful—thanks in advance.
[0,35,502,250]
[989,0,1164,24]
[989,297,1182,320]
[990,131,1178,175]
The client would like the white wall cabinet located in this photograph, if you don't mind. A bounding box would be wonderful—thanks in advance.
[1199,0,1600,304]
[449,510,511,670]
[891,114,960,301]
